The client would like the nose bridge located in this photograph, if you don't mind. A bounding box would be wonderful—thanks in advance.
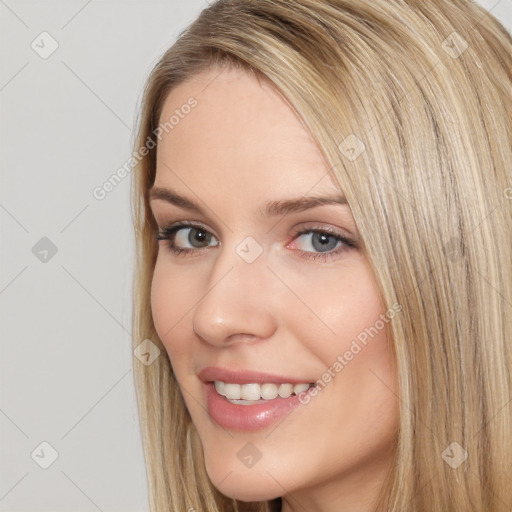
[192,236,277,346]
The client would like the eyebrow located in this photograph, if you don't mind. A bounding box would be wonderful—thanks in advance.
[149,186,348,218]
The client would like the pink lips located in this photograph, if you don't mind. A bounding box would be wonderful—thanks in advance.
[199,366,313,431]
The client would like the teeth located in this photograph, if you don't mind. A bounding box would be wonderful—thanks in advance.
[241,383,261,400]
[214,381,225,395]
[223,383,241,400]
[214,381,313,401]
[261,383,279,400]
[278,383,293,398]
[293,383,310,394]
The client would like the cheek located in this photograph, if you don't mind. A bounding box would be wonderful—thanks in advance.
[290,260,398,420]
[288,259,386,366]
[150,258,193,360]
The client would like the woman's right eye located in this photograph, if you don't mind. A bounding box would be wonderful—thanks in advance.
[155,222,219,256]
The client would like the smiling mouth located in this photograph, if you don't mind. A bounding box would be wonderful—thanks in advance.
[214,380,316,404]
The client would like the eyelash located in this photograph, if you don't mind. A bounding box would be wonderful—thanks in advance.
[154,220,358,262]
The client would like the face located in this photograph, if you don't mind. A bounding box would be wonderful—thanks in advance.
[149,66,399,512]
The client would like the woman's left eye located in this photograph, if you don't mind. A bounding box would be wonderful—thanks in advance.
[288,228,358,261]
[155,222,358,261]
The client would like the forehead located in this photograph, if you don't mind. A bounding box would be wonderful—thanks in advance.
[154,67,340,198]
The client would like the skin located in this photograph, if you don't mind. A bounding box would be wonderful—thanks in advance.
[149,65,399,512]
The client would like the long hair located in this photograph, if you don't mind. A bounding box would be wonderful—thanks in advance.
[130,1,512,510]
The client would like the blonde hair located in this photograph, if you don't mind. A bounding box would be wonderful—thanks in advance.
[130,1,512,510]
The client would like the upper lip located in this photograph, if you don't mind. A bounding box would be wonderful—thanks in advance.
[198,366,314,385]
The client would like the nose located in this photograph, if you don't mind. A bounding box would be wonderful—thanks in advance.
[192,242,278,347]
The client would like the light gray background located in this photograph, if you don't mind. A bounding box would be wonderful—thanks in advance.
[1,1,510,511]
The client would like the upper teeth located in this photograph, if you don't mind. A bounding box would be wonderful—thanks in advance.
[214,381,312,400]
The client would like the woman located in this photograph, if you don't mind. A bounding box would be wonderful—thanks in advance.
[131,1,512,511]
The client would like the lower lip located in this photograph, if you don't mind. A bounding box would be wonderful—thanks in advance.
[204,382,307,431]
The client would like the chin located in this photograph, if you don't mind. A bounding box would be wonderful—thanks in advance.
[204,459,284,502]
[214,481,282,503]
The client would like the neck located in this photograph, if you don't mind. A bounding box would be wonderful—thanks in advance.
[279,453,393,512]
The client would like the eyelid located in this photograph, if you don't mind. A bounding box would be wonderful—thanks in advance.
[158,219,220,239]
[288,222,354,240]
